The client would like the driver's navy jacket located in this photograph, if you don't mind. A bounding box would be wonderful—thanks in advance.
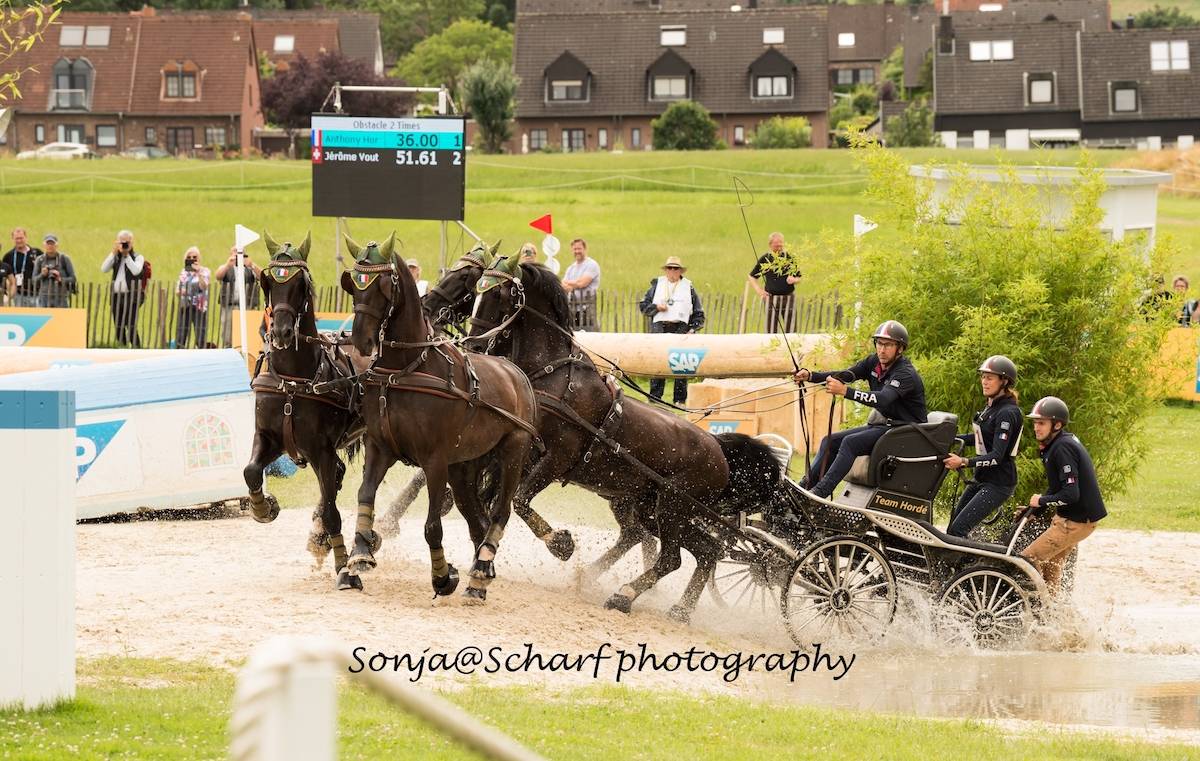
[955,394,1022,488]
[1037,432,1107,523]
[810,354,927,424]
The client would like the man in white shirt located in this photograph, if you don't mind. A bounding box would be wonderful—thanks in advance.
[100,229,146,347]
[406,258,429,297]
[562,237,601,330]
[638,255,705,405]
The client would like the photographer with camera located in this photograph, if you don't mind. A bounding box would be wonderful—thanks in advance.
[2,227,44,307]
[175,246,211,349]
[100,230,146,347]
[33,234,77,308]
[214,245,262,348]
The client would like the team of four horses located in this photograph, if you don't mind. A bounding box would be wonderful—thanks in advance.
[244,230,780,624]
[243,231,1052,645]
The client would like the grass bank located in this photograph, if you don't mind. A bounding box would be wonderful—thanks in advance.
[2,657,1195,760]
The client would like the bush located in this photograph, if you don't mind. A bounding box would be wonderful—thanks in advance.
[884,98,937,147]
[835,138,1176,504]
[461,58,519,154]
[749,116,812,149]
[651,100,720,150]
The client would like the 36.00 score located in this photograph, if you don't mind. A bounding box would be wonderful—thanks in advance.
[395,149,462,166]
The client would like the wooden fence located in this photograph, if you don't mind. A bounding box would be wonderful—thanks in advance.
[64,282,842,348]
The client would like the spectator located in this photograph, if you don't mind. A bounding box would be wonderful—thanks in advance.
[100,229,146,347]
[1174,275,1196,326]
[175,246,211,349]
[33,234,77,308]
[406,258,429,297]
[2,227,44,307]
[748,231,800,333]
[562,237,601,330]
[519,242,537,263]
[639,255,705,405]
[214,246,262,348]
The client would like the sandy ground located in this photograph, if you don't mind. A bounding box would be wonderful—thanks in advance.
[75,507,1200,742]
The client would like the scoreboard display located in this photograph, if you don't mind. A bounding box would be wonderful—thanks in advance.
[310,114,466,221]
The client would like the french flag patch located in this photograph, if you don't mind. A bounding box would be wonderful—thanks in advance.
[357,272,371,285]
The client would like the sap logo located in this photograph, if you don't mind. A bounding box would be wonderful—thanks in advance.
[0,315,51,346]
[667,347,708,376]
[76,419,126,480]
[707,421,743,435]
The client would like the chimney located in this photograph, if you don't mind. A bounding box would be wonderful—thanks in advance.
[1125,14,1134,28]
[938,14,955,54]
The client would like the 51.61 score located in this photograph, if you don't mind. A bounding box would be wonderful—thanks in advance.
[395,149,462,167]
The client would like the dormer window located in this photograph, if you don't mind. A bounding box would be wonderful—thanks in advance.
[274,35,295,54]
[748,48,797,100]
[660,26,686,46]
[1150,40,1189,72]
[163,61,200,99]
[550,80,585,100]
[969,39,1014,61]
[543,51,591,104]
[755,75,790,97]
[51,58,92,110]
[1110,81,1139,113]
[1027,72,1055,104]
[647,49,693,102]
[652,76,687,100]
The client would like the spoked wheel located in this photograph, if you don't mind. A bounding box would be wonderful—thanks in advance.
[936,566,1033,648]
[781,537,897,646]
[707,533,788,616]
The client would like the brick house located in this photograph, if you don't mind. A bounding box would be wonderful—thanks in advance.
[2,10,263,156]
[827,3,910,90]
[514,0,831,151]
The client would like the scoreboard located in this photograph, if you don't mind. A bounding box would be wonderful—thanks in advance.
[310,114,466,221]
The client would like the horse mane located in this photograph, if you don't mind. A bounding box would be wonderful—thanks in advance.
[518,263,573,332]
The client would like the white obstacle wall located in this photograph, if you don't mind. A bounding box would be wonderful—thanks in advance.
[0,389,75,709]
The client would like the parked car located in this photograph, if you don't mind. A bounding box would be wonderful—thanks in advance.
[16,142,97,160]
[120,146,172,160]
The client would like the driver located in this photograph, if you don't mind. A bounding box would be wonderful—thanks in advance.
[942,356,1023,537]
[793,320,927,499]
[1019,397,1106,595]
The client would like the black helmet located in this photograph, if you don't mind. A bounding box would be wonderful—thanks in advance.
[872,320,909,348]
[978,355,1018,384]
[1027,396,1069,424]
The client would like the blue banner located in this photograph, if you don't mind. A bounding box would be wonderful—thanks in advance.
[319,130,464,150]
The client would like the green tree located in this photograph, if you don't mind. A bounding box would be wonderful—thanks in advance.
[1133,4,1199,27]
[480,0,514,28]
[830,83,878,130]
[836,137,1175,507]
[884,98,936,147]
[882,44,905,94]
[1,1,63,105]
[394,18,511,97]
[328,0,485,62]
[749,116,812,149]
[651,100,721,150]
[461,57,518,154]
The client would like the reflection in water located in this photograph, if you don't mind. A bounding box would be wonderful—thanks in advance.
[758,652,1200,733]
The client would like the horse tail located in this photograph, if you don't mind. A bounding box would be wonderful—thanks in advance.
[343,434,364,464]
[712,433,782,513]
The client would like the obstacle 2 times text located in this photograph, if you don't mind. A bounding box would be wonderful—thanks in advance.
[348,643,857,683]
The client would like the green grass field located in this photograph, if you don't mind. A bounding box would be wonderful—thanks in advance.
[3,147,1197,299]
[3,657,1196,761]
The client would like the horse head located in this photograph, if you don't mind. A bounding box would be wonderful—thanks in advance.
[261,230,312,350]
[424,239,499,329]
[339,231,403,357]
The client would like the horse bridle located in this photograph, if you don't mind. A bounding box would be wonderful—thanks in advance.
[266,257,314,351]
[426,251,488,328]
[467,268,529,354]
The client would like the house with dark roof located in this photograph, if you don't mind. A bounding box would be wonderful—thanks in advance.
[1,10,263,156]
[513,0,831,150]
[827,3,909,89]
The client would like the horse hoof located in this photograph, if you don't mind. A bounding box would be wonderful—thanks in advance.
[433,565,460,597]
[604,594,633,614]
[365,530,383,554]
[249,493,280,524]
[348,532,378,574]
[667,604,691,625]
[470,558,496,580]
[463,586,488,604]
[546,530,576,562]
[337,569,363,592]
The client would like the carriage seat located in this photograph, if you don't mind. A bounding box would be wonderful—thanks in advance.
[845,411,958,499]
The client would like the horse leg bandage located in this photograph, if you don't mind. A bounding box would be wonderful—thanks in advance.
[356,503,375,535]
[329,534,348,571]
[430,547,449,579]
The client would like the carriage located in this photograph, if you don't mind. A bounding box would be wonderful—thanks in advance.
[706,411,1049,648]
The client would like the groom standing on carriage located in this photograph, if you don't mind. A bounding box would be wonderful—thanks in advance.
[792,320,928,499]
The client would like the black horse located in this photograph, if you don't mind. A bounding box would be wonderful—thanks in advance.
[341,233,540,602]
[469,254,780,621]
[243,231,368,591]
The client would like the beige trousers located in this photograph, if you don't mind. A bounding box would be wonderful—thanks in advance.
[1021,514,1097,594]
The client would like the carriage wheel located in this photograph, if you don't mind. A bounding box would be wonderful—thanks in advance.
[781,537,897,646]
[707,534,785,616]
[936,566,1033,647]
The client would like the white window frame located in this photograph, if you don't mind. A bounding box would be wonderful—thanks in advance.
[1029,78,1053,104]
[35,124,45,144]
[754,74,790,98]
[979,3,1003,10]
[59,26,84,47]
[660,26,686,46]
[838,32,856,48]
[836,69,854,85]
[85,26,110,47]
[652,75,687,100]
[970,40,1014,62]
[548,79,586,101]
[598,128,608,149]
[733,125,745,145]
[528,129,547,150]
[1171,40,1190,70]
[992,40,1014,60]
[763,28,784,45]
[96,125,117,147]
[273,35,295,53]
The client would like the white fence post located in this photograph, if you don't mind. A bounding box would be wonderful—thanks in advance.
[0,389,76,710]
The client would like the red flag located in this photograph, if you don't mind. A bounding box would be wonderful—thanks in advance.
[529,214,553,235]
